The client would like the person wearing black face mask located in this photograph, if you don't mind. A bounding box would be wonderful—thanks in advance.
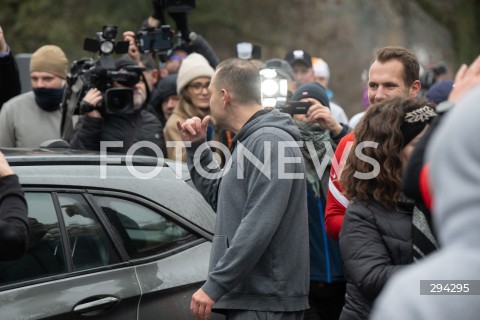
[0,45,68,147]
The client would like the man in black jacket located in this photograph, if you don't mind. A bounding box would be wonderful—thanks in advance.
[69,58,166,157]
[0,151,29,261]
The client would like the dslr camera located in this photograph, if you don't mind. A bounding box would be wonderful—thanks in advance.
[136,25,173,54]
[68,25,145,116]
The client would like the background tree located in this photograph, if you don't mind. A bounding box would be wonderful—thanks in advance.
[1,0,478,116]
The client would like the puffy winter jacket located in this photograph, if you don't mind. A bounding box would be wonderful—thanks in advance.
[70,109,166,157]
[339,200,413,320]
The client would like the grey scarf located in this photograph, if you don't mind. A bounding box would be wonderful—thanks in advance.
[295,121,333,197]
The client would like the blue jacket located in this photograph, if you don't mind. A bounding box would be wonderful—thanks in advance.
[307,187,344,283]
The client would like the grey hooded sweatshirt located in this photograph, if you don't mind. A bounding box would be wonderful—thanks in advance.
[187,109,309,312]
[370,86,480,320]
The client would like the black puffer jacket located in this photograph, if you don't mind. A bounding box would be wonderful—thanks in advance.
[339,200,413,320]
[0,50,21,108]
[70,109,166,157]
[0,175,29,260]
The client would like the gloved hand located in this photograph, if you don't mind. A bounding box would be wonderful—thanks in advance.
[168,11,191,43]
[151,0,165,23]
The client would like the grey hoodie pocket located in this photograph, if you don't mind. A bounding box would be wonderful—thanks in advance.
[208,235,228,271]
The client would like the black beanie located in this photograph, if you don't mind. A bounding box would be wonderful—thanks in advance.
[291,82,330,108]
[426,80,454,105]
[156,74,178,102]
[114,57,138,70]
[151,74,178,122]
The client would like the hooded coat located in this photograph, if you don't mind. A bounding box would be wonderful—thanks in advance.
[186,109,310,312]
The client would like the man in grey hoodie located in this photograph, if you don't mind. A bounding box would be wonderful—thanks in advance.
[177,58,309,320]
[370,55,480,320]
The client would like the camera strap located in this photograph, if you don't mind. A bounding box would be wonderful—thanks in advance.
[61,77,85,141]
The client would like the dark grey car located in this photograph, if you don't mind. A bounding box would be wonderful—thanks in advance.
[0,149,224,319]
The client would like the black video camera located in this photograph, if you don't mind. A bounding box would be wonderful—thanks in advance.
[72,61,144,116]
[420,62,448,90]
[83,25,129,58]
[68,26,145,116]
[136,25,173,54]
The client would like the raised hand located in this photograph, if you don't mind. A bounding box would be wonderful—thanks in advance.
[449,55,480,103]
[0,152,14,178]
[176,116,211,143]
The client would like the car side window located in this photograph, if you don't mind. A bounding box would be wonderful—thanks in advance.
[0,193,67,285]
[57,193,120,270]
[96,196,198,259]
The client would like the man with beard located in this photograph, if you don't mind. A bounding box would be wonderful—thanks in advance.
[0,45,68,147]
[70,58,166,157]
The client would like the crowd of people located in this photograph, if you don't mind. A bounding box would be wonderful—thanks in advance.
[1,2,480,319]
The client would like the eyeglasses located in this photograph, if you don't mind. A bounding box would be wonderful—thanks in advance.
[187,82,210,94]
[169,54,185,62]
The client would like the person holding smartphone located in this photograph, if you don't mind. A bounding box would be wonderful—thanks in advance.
[290,82,349,320]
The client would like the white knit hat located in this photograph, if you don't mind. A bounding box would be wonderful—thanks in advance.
[176,53,215,94]
[312,57,330,80]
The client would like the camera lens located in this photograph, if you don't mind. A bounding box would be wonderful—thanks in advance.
[102,25,118,41]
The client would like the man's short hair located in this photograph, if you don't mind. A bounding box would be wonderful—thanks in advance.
[371,46,420,87]
[214,58,261,105]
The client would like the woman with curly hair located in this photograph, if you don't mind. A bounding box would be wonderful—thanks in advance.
[338,97,438,320]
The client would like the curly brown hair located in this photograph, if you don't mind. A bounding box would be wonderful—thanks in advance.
[340,97,435,208]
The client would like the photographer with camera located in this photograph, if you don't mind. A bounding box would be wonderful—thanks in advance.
[0,44,68,148]
[69,57,166,157]
[289,82,348,320]
[122,31,160,95]
[145,0,219,73]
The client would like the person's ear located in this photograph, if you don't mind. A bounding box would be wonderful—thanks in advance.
[221,89,231,108]
[410,79,421,97]
[151,69,160,86]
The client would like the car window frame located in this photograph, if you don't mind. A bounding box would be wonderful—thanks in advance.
[0,185,212,292]
[84,189,211,264]
[0,187,131,292]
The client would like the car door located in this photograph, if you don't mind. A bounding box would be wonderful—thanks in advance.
[91,195,225,320]
[0,190,142,320]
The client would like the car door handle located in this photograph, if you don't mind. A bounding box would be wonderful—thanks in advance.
[73,296,119,315]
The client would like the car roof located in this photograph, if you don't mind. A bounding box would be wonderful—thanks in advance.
[2,147,162,165]
[2,147,215,234]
